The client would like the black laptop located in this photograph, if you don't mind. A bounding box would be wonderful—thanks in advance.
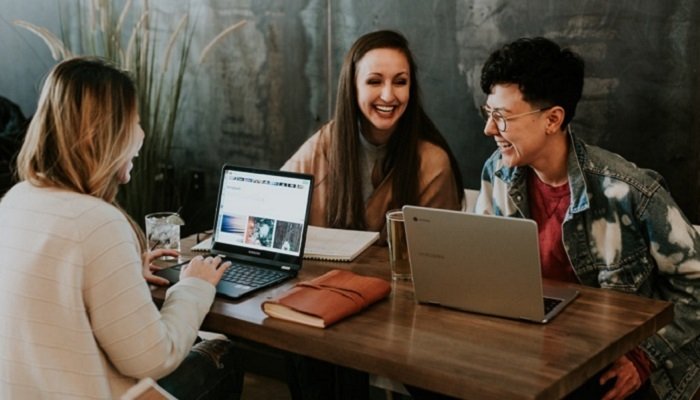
[156,164,314,299]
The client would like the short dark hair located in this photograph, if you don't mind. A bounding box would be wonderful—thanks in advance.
[480,37,584,127]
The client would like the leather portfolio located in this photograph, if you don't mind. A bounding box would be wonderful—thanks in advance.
[262,269,391,328]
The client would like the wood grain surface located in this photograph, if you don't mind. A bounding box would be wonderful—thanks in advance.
[152,236,673,399]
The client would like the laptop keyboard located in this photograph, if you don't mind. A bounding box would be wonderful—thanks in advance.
[169,261,287,288]
[221,263,287,288]
[543,297,563,314]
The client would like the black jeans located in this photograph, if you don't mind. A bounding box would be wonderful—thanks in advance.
[285,354,369,400]
[158,339,244,400]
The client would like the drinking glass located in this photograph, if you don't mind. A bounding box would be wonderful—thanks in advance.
[386,209,411,280]
[145,212,183,259]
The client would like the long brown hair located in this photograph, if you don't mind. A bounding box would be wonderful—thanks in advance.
[17,57,146,249]
[327,30,463,229]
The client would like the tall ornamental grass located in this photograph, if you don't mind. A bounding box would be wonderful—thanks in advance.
[16,0,245,223]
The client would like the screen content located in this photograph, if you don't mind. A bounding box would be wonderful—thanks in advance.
[213,169,311,257]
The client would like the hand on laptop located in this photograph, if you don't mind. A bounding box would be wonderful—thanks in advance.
[143,249,180,286]
[181,255,232,286]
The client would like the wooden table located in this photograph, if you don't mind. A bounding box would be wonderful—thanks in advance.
[152,238,673,400]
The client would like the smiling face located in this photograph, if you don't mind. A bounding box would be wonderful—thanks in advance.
[483,83,554,168]
[355,48,410,145]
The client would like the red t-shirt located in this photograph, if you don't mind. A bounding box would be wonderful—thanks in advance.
[527,172,577,283]
[527,171,651,383]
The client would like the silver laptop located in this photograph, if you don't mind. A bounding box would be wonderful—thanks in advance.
[156,165,313,299]
[403,206,578,323]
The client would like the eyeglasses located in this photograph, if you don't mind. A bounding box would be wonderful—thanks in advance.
[480,106,553,132]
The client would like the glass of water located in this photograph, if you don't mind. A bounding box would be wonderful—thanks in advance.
[145,212,184,259]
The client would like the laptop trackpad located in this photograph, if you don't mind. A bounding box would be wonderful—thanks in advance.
[216,280,250,299]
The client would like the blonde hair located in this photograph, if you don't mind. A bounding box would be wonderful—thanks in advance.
[18,57,139,201]
[17,57,146,249]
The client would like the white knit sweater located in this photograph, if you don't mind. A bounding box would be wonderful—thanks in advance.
[0,182,216,399]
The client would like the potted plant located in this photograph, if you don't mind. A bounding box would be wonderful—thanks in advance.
[15,0,245,224]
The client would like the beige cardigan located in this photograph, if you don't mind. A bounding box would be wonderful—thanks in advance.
[282,122,461,233]
[0,182,215,399]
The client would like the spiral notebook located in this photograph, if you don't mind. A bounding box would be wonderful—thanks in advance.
[303,226,379,261]
[192,226,378,262]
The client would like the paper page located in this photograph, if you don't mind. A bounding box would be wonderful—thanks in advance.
[190,237,212,252]
[190,226,378,260]
[303,226,379,260]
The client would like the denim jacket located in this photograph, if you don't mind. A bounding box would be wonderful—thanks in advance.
[475,133,700,400]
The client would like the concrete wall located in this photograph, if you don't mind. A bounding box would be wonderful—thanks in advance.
[2,0,699,231]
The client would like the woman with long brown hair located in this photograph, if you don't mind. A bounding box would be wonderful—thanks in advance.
[283,30,463,233]
[282,30,464,400]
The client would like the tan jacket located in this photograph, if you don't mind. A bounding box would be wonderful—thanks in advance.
[282,123,461,233]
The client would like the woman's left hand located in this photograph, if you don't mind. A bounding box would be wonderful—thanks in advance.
[142,248,179,286]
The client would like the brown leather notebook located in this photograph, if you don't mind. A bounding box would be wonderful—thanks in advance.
[261,269,391,328]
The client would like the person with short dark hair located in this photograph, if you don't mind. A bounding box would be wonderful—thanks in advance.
[476,37,699,400]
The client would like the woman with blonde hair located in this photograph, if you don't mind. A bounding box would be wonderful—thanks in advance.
[0,57,241,399]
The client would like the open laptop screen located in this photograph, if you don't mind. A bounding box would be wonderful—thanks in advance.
[210,165,313,264]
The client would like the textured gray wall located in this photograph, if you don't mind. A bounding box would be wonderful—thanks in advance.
[2,0,699,231]
[0,2,62,116]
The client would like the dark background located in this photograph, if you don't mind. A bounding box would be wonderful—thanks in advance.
[2,0,699,234]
